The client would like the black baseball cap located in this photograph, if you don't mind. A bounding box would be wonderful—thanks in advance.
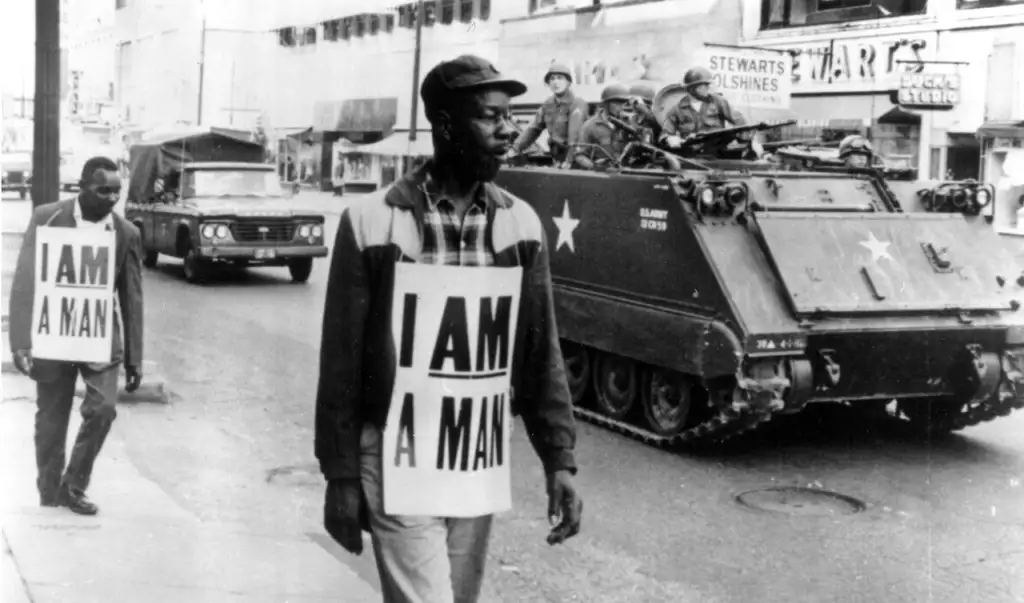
[421,55,527,118]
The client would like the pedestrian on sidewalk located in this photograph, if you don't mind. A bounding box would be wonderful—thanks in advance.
[316,55,583,603]
[8,156,144,516]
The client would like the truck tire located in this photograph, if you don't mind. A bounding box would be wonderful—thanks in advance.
[288,258,313,283]
[182,245,210,284]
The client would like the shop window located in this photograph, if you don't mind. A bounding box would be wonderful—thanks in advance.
[369,14,380,35]
[323,19,341,42]
[480,0,490,19]
[761,0,927,29]
[529,0,560,12]
[340,18,352,40]
[459,0,474,22]
[440,0,455,24]
[277,27,296,47]
[300,27,317,45]
[354,15,366,37]
[424,1,438,26]
[384,14,395,32]
[959,0,1024,7]
[399,4,416,27]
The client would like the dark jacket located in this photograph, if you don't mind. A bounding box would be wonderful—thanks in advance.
[9,197,144,381]
[315,161,577,480]
[575,110,631,167]
[660,92,745,142]
[513,90,589,159]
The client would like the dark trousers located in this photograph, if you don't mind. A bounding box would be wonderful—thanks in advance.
[35,363,119,500]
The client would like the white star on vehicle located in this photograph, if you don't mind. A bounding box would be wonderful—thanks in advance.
[552,201,580,253]
[859,231,894,263]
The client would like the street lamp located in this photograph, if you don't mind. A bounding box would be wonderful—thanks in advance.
[409,0,424,144]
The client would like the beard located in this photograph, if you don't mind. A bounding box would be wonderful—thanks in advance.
[435,134,503,184]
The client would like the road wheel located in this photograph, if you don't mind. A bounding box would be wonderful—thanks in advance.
[642,368,695,436]
[560,341,591,406]
[592,353,638,420]
[182,246,210,284]
[288,258,313,283]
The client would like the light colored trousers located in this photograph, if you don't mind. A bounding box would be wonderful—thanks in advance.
[360,424,494,603]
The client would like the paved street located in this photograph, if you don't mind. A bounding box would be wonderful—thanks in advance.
[3,190,1024,602]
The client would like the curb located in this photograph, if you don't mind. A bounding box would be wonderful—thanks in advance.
[1,358,170,404]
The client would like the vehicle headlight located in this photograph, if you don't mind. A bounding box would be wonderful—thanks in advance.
[298,225,311,237]
[312,225,323,238]
[201,224,216,239]
[975,188,990,207]
[699,187,716,207]
[215,224,229,239]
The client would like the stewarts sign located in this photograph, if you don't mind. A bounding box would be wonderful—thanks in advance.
[896,73,961,110]
[694,46,792,110]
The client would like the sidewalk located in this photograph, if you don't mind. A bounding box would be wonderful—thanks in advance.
[0,373,380,603]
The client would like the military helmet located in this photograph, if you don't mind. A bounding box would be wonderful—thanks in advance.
[838,135,874,159]
[600,83,631,103]
[628,82,657,104]
[682,66,713,88]
[544,63,573,85]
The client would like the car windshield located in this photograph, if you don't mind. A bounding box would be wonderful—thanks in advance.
[182,168,282,198]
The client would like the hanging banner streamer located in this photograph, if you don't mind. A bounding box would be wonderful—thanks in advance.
[693,46,792,111]
[382,263,523,518]
[31,226,116,363]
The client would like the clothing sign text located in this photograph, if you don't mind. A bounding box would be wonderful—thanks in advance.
[31,227,116,363]
[382,263,522,517]
[695,47,792,110]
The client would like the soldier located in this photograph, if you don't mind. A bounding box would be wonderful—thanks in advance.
[573,83,634,170]
[838,135,876,169]
[626,82,661,142]
[508,63,589,168]
[660,66,746,151]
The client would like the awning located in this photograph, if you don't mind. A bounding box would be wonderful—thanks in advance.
[313,98,398,138]
[977,120,1024,139]
[346,132,434,157]
[790,94,898,127]
[877,106,922,126]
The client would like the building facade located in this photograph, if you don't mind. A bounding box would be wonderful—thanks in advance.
[739,0,1024,179]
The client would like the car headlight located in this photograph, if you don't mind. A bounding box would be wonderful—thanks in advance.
[215,224,229,239]
[298,225,311,237]
[312,225,323,238]
[201,224,216,239]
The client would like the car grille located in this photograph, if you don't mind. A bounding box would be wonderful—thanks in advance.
[230,220,296,243]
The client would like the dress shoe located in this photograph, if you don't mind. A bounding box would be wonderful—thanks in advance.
[57,486,99,516]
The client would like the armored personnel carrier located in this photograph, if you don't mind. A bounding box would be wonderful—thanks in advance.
[496,84,1024,448]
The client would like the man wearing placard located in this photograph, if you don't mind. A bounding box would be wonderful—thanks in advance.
[316,55,582,602]
[8,156,144,516]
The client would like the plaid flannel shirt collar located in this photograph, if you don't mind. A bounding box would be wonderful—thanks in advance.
[419,170,489,214]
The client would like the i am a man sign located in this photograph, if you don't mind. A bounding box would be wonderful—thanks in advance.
[30,227,116,363]
[382,263,523,518]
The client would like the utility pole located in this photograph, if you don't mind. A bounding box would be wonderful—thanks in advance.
[408,0,424,143]
[197,15,207,126]
[32,0,61,207]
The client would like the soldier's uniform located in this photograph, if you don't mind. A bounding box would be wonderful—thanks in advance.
[574,84,633,169]
[511,63,589,163]
[659,67,745,146]
[627,82,661,142]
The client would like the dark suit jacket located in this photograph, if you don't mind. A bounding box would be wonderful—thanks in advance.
[8,198,144,382]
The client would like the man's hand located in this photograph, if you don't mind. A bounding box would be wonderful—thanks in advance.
[558,159,572,170]
[125,366,142,392]
[324,478,366,555]
[545,470,582,546]
[12,349,32,376]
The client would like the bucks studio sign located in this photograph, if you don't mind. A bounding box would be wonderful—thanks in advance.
[895,73,961,111]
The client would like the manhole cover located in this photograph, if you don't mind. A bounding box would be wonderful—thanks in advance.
[735,487,865,516]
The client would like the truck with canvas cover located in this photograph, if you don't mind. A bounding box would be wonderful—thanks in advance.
[125,129,328,284]
[494,83,1024,448]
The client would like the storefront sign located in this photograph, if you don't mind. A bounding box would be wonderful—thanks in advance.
[897,73,961,110]
[694,47,791,109]
[762,33,936,94]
